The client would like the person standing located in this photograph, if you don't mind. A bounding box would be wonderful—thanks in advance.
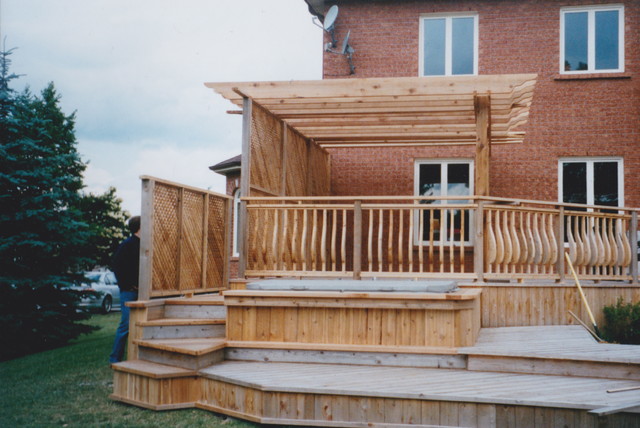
[109,216,141,364]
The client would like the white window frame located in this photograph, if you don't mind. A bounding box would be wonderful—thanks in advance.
[560,4,625,74]
[414,159,474,245]
[232,188,241,257]
[419,13,479,77]
[558,157,624,208]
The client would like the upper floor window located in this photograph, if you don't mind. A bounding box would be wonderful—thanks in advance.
[420,14,478,76]
[560,5,624,74]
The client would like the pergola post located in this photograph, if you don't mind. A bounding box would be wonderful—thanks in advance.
[474,94,491,197]
[238,95,252,278]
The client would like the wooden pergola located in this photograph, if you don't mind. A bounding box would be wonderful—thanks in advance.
[206,74,536,196]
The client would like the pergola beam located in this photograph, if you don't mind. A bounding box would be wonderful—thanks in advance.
[206,75,536,148]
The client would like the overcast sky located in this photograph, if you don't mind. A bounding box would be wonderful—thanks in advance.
[2,0,323,213]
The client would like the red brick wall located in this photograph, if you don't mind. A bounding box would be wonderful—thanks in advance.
[321,0,640,206]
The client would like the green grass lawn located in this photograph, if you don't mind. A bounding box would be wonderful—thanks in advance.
[0,312,255,427]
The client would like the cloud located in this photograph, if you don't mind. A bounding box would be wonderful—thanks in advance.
[2,0,322,215]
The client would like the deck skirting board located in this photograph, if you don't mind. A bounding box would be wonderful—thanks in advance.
[197,376,631,427]
[467,354,640,381]
[225,347,467,369]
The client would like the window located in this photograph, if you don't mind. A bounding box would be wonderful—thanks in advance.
[420,14,478,76]
[232,188,241,257]
[560,5,624,74]
[559,158,623,208]
[414,160,474,243]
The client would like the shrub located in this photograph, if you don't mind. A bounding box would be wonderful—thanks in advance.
[602,298,640,344]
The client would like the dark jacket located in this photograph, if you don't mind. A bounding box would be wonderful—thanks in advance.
[112,235,140,292]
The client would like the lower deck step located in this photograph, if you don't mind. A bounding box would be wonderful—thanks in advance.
[197,361,640,427]
[459,326,640,380]
[136,338,226,370]
[110,360,198,410]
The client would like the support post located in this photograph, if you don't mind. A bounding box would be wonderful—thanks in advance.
[474,201,485,282]
[201,193,209,289]
[631,211,638,285]
[353,200,362,279]
[138,178,155,300]
[474,94,491,197]
[557,206,565,283]
[223,196,233,289]
[238,96,252,278]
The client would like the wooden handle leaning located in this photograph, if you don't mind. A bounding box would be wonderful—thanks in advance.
[564,252,598,329]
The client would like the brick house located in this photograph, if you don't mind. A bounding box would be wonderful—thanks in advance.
[211,0,639,282]
[112,2,640,424]
[312,0,638,208]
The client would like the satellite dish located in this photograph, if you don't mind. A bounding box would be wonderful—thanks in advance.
[324,5,339,31]
[323,5,339,49]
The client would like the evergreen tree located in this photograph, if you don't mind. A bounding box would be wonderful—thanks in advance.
[0,49,97,360]
[77,187,131,268]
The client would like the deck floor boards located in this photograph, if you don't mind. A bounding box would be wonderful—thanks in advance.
[199,361,640,411]
[459,325,640,363]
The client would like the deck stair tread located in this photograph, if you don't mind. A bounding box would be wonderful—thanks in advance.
[135,338,226,355]
[165,294,224,305]
[459,326,640,364]
[112,359,196,378]
[199,360,640,412]
[138,318,225,326]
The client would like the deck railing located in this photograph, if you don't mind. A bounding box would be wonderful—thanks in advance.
[243,196,639,284]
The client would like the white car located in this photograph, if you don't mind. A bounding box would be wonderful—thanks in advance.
[74,271,121,313]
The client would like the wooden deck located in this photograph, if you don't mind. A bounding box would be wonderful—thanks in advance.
[113,292,640,426]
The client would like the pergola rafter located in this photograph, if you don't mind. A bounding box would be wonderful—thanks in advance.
[205,74,537,148]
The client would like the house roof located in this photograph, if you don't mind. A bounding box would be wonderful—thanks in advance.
[205,74,537,148]
[209,154,241,176]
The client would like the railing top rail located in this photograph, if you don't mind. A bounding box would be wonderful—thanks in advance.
[141,175,233,200]
[244,195,639,213]
[480,195,639,213]
[243,195,480,202]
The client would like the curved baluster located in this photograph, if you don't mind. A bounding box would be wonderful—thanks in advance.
[547,213,558,266]
[525,212,536,273]
[540,213,551,267]
[518,212,529,265]
[567,216,577,264]
[495,210,505,267]
[606,217,617,268]
[502,210,513,268]
[618,218,632,267]
[580,216,591,269]
[589,217,604,266]
[594,216,606,267]
[601,217,612,267]
[487,210,497,266]
[574,215,584,267]
[510,210,521,267]
[532,213,543,266]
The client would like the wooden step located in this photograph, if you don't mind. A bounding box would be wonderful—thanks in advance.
[164,303,227,319]
[459,326,640,380]
[110,360,198,410]
[138,318,226,340]
[136,338,226,370]
[225,346,466,369]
